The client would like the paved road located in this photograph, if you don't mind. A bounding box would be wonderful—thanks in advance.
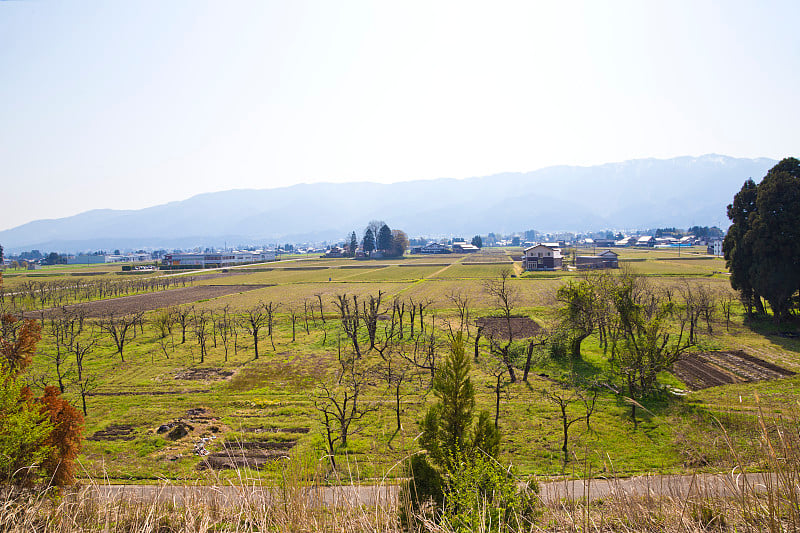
[77,472,777,507]
[85,483,399,507]
[538,472,776,503]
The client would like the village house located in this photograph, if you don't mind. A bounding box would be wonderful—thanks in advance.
[452,242,479,253]
[411,242,452,254]
[323,246,345,258]
[575,250,619,270]
[707,239,723,256]
[522,244,563,271]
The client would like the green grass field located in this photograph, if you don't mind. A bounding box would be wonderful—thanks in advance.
[7,246,798,484]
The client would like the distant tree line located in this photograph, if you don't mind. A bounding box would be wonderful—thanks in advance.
[344,220,409,258]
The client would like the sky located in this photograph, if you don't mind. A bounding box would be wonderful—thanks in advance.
[1,1,798,232]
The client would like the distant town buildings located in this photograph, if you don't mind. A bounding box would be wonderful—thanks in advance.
[67,253,151,265]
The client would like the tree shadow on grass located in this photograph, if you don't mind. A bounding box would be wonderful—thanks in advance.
[744,315,800,355]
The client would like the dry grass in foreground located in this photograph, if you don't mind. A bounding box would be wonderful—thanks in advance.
[2,408,799,532]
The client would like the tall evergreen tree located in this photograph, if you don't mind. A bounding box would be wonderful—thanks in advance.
[363,228,375,255]
[748,158,800,320]
[724,157,800,321]
[723,178,764,315]
[348,232,358,257]
[377,224,393,252]
[471,235,482,248]
[419,335,499,470]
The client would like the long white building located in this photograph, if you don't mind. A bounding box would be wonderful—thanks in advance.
[162,251,275,268]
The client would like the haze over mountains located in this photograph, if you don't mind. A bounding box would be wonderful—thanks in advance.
[1,155,776,253]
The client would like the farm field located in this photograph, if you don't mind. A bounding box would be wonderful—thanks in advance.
[4,246,800,486]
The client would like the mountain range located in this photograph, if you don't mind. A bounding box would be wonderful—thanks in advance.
[0,155,777,253]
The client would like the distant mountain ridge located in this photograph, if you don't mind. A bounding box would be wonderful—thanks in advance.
[0,155,777,253]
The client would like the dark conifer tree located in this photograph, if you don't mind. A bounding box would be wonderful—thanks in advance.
[348,231,358,257]
[377,224,393,252]
[363,228,375,255]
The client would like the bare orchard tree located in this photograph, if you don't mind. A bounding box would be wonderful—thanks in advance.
[152,308,175,339]
[47,308,86,393]
[71,328,98,416]
[391,298,406,339]
[719,288,737,332]
[214,305,233,362]
[399,328,439,385]
[288,306,300,342]
[334,294,362,357]
[175,306,193,344]
[415,298,432,337]
[302,299,312,334]
[98,312,143,362]
[483,268,521,382]
[373,306,400,361]
[240,305,268,359]
[315,293,326,325]
[484,354,513,429]
[313,353,378,469]
[362,291,384,351]
[446,290,473,340]
[263,301,279,350]
[192,310,211,363]
[375,351,415,447]
[679,280,717,344]
[541,379,598,463]
[522,328,551,382]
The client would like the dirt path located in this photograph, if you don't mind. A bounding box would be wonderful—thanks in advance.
[76,472,776,507]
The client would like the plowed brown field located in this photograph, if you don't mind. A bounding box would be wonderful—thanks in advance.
[672,350,795,390]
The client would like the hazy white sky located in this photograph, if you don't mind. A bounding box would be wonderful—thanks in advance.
[1,1,798,231]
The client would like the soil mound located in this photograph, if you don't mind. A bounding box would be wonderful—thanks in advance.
[88,424,136,441]
[198,441,297,470]
[175,368,233,381]
[243,426,310,434]
[476,316,541,340]
[157,421,194,440]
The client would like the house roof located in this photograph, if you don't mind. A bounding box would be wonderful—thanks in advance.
[524,244,563,258]
[599,250,618,256]
[523,244,558,252]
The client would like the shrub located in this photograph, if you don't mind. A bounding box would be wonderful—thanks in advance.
[0,376,53,484]
[548,330,570,359]
[39,386,84,486]
[442,451,529,532]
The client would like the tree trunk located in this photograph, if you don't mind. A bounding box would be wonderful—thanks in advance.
[570,333,589,359]
[494,375,501,428]
[474,327,483,362]
[523,340,534,382]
